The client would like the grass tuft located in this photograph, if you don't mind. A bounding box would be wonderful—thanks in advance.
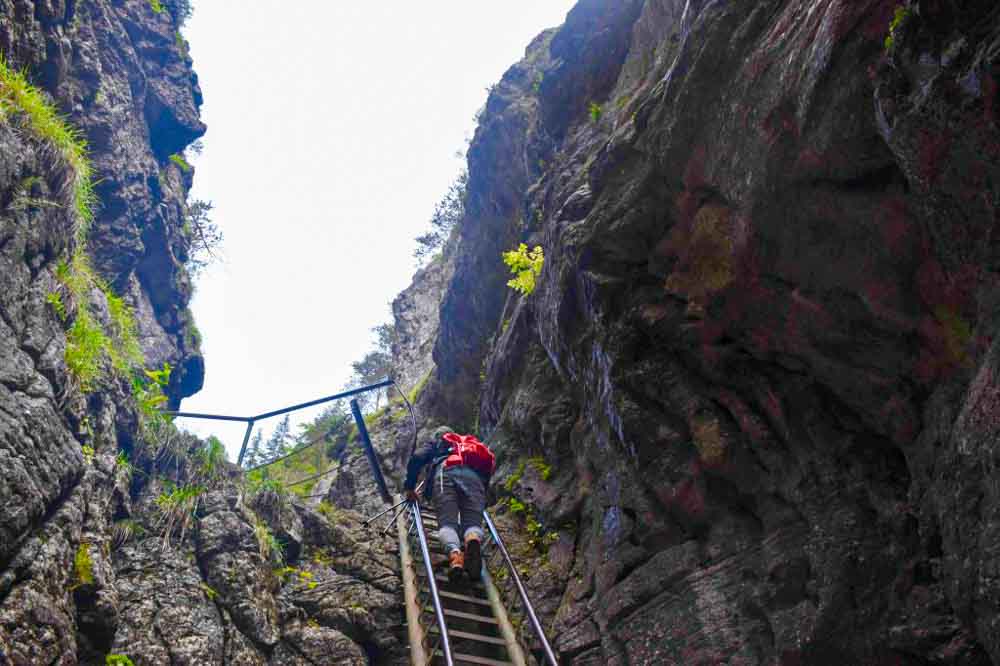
[0,53,95,242]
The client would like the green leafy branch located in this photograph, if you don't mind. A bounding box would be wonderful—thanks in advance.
[502,244,544,296]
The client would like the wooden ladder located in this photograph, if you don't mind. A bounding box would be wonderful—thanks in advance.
[398,504,531,666]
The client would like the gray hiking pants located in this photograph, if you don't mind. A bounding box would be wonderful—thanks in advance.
[434,465,486,553]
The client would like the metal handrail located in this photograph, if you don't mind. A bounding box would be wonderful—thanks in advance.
[409,501,454,666]
[164,377,393,466]
[483,510,559,666]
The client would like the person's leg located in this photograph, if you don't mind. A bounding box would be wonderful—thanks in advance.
[454,467,487,581]
[433,468,464,580]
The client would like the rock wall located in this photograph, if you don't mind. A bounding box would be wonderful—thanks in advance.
[5,0,1000,664]
[0,1,407,664]
[400,0,1000,663]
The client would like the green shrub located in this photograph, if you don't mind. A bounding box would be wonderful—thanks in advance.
[502,244,544,296]
[247,471,287,508]
[195,435,227,481]
[81,444,95,465]
[148,0,165,14]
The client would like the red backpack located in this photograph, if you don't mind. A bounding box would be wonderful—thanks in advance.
[441,432,495,476]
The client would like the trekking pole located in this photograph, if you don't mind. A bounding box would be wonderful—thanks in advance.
[362,481,425,529]
[363,499,406,528]
[382,502,412,536]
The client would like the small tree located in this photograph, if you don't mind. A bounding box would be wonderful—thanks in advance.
[345,323,396,411]
[244,430,263,469]
[265,416,291,461]
[183,199,223,278]
[414,170,467,264]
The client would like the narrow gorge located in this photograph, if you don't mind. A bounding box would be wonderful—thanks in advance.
[2,0,1000,664]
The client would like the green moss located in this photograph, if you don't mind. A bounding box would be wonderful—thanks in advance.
[0,54,95,242]
[408,370,432,403]
[148,0,165,14]
[273,565,314,587]
[174,31,189,59]
[106,656,135,666]
[588,101,602,123]
[74,542,94,586]
[885,5,909,51]
[183,320,202,348]
[317,500,344,524]
[527,456,552,481]
[81,444,95,465]
[169,153,192,172]
[532,72,543,95]
[200,583,217,600]
[504,460,527,492]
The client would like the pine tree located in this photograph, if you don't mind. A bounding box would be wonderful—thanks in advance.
[265,416,291,461]
[244,430,263,469]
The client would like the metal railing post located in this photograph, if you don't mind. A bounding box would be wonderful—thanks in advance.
[411,501,453,666]
[236,419,255,467]
[483,510,560,665]
[351,398,392,504]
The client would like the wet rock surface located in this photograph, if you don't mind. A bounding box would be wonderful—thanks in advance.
[403,0,1000,663]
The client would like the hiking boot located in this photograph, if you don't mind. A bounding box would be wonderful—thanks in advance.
[464,533,482,582]
[448,549,465,583]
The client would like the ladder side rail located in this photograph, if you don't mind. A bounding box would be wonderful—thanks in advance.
[411,501,455,666]
[480,562,529,666]
[482,511,560,666]
[397,496,430,666]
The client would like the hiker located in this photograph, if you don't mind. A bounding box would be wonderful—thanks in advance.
[403,425,495,582]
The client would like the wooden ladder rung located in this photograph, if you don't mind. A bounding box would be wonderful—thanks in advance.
[432,651,513,666]
[417,571,486,589]
[428,626,508,646]
[424,606,499,624]
[438,589,491,606]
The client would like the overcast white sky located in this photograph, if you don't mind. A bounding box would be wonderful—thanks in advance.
[178,2,576,460]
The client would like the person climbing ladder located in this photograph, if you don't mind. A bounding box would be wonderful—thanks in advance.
[403,425,495,583]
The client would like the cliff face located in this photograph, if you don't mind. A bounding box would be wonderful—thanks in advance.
[0,2,406,664]
[401,0,1000,663]
[5,0,1000,664]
